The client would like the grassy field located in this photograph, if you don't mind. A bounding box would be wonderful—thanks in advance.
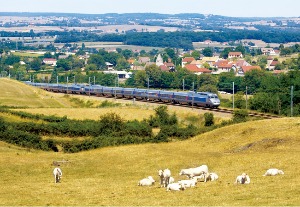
[0,78,299,206]
[0,118,299,206]
[12,51,44,58]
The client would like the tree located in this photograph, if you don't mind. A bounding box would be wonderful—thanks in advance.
[87,54,106,70]
[191,50,200,59]
[204,113,214,126]
[29,58,42,71]
[43,52,53,58]
[235,44,246,55]
[145,64,162,88]
[202,47,213,57]
[121,49,133,60]
[220,47,233,59]
[56,59,71,71]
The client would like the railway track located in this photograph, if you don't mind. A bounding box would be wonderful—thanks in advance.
[35,85,282,120]
[125,98,281,119]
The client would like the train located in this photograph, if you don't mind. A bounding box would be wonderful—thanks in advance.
[25,82,221,108]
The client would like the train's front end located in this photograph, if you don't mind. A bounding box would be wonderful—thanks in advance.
[208,93,220,108]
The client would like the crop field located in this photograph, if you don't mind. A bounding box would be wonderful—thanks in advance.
[0,78,299,206]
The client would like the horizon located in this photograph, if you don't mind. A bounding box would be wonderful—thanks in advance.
[0,0,299,18]
[0,11,298,19]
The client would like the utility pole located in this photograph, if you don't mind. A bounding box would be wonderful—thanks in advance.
[89,77,91,97]
[246,86,248,110]
[94,76,95,85]
[233,82,235,110]
[192,82,194,109]
[67,76,69,94]
[183,79,185,91]
[291,86,294,117]
[147,77,150,103]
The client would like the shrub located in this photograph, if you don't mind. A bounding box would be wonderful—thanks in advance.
[233,109,249,123]
[204,112,214,126]
[0,117,6,132]
[97,100,121,108]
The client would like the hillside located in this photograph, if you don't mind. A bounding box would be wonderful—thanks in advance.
[0,78,299,206]
[0,118,299,206]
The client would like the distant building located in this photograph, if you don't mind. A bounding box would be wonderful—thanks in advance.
[156,54,164,66]
[138,57,150,64]
[228,52,243,59]
[181,57,195,68]
[237,66,261,76]
[43,58,57,66]
[105,62,114,70]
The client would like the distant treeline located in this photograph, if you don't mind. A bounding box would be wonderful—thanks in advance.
[1,30,300,50]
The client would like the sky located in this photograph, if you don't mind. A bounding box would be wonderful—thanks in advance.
[0,0,299,17]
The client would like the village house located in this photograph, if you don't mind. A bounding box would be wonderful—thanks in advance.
[236,65,261,76]
[234,59,251,69]
[138,56,151,64]
[261,48,279,56]
[185,64,211,75]
[212,60,235,74]
[43,58,57,66]
[228,52,243,59]
[181,57,195,68]
[105,62,114,70]
[201,56,219,67]
[268,60,280,70]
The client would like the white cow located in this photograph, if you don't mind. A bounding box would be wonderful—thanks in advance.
[138,176,155,186]
[179,165,209,178]
[205,172,219,182]
[158,169,171,187]
[194,172,218,182]
[178,179,197,188]
[263,168,284,176]
[166,183,186,191]
[235,173,250,184]
[53,167,62,183]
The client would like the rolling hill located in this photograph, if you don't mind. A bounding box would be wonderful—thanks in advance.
[0,78,299,206]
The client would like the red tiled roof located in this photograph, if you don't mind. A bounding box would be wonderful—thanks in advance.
[241,66,261,73]
[214,60,229,67]
[164,62,175,67]
[185,64,211,73]
[182,57,195,63]
[270,61,280,66]
[43,58,56,61]
[160,65,169,71]
[228,52,242,56]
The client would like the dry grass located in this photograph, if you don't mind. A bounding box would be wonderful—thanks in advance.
[0,118,299,206]
[0,78,299,205]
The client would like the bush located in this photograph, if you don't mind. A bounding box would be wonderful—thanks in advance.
[0,118,6,132]
[204,112,214,126]
[233,109,249,123]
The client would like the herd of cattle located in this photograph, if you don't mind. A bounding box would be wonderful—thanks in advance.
[137,165,284,191]
[53,165,284,191]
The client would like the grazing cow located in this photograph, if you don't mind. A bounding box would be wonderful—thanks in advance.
[166,183,186,191]
[263,168,284,176]
[179,165,208,178]
[235,173,250,184]
[158,169,171,187]
[138,176,155,186]
[53,167,62,183]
